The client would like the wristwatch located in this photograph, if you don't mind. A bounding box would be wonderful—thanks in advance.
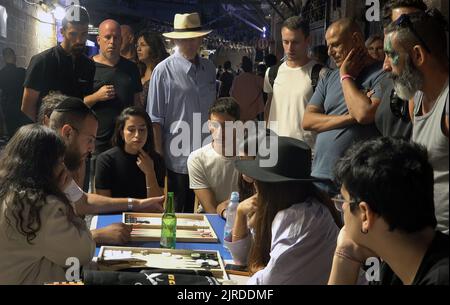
[127,198,134,211]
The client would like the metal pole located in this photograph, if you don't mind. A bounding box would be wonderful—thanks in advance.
[324,0,331,34]
[264,0,286,21]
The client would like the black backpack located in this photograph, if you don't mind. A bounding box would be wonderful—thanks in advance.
[268,62,324,92]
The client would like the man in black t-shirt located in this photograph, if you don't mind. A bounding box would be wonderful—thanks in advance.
[84,19,142,155]
[329,137,449,285]
[0,48,30,137]
[120,25,138,63]
[218,61,234,98]
[22,5,95,122]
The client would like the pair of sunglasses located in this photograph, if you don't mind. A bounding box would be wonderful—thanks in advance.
[390,89,411,123]
[394,13,431,54]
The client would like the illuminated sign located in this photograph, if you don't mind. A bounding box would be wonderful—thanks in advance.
[0,5,7,38]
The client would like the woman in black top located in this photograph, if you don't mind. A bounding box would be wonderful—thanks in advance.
[95,107,165,198]
[136,30,169,109]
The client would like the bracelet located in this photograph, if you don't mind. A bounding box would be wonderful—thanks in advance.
[340,74,355,83]
[231,234,247,240]
[220,208,227,219]
[127,198,134,211]
[334,249,363,265]
[146,186,151,189]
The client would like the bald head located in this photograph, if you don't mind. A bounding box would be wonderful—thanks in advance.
[2,48,16,64]
[120,24,136,57]
[97,19,122,61]
[325,18,366,68]
[121,25,133,37]
[99,19,121,35]
[327,18,363,38]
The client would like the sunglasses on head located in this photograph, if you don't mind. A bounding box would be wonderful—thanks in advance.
[394,13,431,54]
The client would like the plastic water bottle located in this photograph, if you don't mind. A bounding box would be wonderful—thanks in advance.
[223,192,239,243]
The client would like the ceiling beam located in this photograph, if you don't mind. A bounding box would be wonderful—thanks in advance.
[281,0,297,14]
[263,0,286,21]
[221,4,264,32]
[134,0,198,6]
[237,0,270,27]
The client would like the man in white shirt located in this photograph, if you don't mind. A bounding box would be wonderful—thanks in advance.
[187,97,241,215]
[264,16,326,149]
[148,13,216,213]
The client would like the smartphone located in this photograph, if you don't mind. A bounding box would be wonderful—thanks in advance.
[225,264,250,276]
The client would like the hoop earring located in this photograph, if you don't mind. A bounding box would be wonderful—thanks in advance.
[361,227,368,234]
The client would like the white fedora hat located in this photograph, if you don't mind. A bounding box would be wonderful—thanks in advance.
[163,12,212,39]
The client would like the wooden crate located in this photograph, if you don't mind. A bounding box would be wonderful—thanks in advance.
[122,212,219,243]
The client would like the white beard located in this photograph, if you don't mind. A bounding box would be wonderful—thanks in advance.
[392,55,424,100]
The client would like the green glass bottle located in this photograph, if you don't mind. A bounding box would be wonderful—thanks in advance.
[160,192,177,249]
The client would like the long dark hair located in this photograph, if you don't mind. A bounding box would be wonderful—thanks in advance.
[112,107,164,167]
[247,180,341,274]
[137,30,169,75]
[238,175,256,201]
[0,124,85,244]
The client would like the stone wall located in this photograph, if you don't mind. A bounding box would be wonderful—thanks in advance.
[0,0,56,68]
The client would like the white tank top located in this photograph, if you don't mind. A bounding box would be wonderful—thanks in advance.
[412,83,449,234]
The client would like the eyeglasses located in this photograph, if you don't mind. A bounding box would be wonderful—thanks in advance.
[332,194,357,212]
[395,13,431,54]
[390,89,411,122]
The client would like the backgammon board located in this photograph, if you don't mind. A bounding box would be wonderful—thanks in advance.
[122,213,219,243]
[96,246,229,282]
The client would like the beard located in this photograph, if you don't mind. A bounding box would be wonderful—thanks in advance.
[71,44,86,57]
[64,142,83,172]
[392,55,424,100]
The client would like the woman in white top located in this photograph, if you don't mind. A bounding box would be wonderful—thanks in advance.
[226,136,341,284]
[0,125,95,284]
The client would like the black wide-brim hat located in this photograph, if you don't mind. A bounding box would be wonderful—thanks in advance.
[234,136,325,183]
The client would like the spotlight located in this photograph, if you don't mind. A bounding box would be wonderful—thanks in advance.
[52,5,65,21]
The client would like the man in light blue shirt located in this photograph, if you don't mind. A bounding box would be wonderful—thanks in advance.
[147,13,216,212]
